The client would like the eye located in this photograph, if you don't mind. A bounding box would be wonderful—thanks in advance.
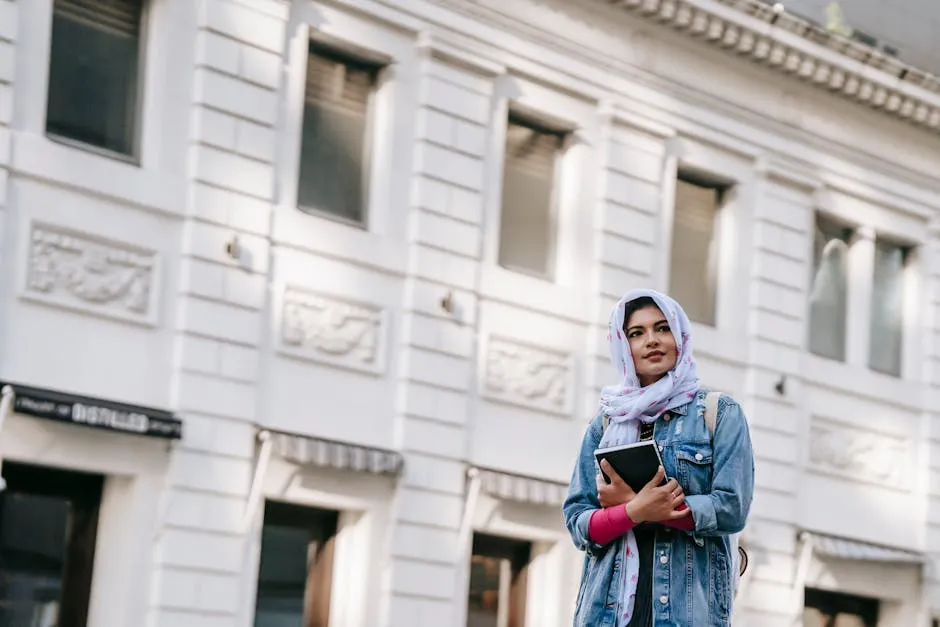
[657,324,671,333]
[627,329,642,338]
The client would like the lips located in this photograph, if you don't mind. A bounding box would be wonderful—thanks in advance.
[645,351,665,360]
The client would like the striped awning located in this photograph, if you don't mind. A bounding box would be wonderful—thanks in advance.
[269,431,403,476]
[475,467,569,507]
[804,531,925,564]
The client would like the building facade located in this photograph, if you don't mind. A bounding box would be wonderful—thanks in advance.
[1,0,940,626]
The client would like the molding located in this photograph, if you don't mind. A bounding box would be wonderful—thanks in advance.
[18,221,162,327]
[606,0,940,133]
[754,154,821,191]
[481,335,575,416]
[277,286,388,376]
[417,30,507,76]
[600,101,676,139]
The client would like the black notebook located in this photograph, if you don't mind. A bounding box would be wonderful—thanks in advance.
[594,440,665,493]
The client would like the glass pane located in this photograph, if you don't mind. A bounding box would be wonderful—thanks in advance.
[497,120,563,277]
[808,217,852,361]
[466,555,503,627]
[669,179,721,325]
[0,494,70,627]
[297,49,377,223]
[297,102,367,222]
[869,241,907,375]
[46,0,142,155]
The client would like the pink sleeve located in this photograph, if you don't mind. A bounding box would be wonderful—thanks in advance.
[662,503,695,530]
[588,505,637,545]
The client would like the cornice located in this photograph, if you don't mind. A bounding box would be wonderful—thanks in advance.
[605,0,940,132]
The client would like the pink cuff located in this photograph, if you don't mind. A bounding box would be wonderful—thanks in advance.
[588,505,637,545]
[662,504,695,530]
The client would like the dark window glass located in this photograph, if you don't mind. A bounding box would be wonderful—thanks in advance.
[669,173,727,325]
[0,462,103,627]
[498,114,566,278]
[808,215,854,361]
[46,0,144,156]
[869,240,909,376]
[802,587,879,627]
[297,45,381,224]
[253,500,339,627]
[466,533,531,627]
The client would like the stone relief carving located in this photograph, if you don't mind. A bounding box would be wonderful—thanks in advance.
[23,223,158,324]
[809,420,908,488]
[483,337,572,414]
[280,288,384,374]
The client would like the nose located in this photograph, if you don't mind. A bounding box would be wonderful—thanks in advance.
[645,329,660,346]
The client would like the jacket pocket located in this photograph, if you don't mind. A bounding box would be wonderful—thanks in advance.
[710,541,732,623]
[675,441,713,495]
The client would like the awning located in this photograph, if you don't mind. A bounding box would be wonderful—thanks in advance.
[0,380,182,440]
[803,531,925,564]
[269,430,404,476]
[474,467,569,507]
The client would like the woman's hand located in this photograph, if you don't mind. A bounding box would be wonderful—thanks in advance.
[624,466,691,524]
[596,460,637,508]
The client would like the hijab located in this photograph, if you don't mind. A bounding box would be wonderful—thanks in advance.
[597,289,700,626]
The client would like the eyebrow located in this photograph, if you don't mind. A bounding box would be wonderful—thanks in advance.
[625,318,668,333]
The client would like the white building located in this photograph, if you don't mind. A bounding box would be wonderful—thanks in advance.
[1,0,939,626]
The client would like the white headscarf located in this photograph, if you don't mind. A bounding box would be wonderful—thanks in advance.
[597,289,700,626]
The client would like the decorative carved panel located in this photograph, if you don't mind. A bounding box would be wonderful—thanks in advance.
[21,222,160,325]
[808,418,909,489]
[279,287,385,375]
[483,336,573,415]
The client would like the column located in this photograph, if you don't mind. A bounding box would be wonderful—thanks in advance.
[147,1,286,625]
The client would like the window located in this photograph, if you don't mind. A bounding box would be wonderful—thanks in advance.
[297,44,381,224]
[0,462,103,627]
[466,533,531,627]
[802,588,879,627]
[46,0,145,157]
[253,501,339,627]
[808,215,853,362]
[869,239,909,376]
[497,114,567,278]
[668,173,727,325]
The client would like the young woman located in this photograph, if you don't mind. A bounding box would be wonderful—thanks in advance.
[563,289,755,627]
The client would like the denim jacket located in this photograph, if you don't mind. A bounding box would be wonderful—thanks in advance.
[563,389,755,627]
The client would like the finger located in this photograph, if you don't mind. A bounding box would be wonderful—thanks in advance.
[600,459,624,484]
[669,506,693,519]
[645,466,666,490]
[662,478,679,493]
[671,494,686,509]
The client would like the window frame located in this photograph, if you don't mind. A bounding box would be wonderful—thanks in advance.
[867,235,913,377]
[12,0,188,214]
[272,3,416,276]
[44,0,150,162]
[0,461,104,627]
[803,587,880,627]
[467,532,533,627]
[496,108,570,281]
[253,499,340,627]
[668,167,732,327]
[807,212,856,363]
[294,40,385,229]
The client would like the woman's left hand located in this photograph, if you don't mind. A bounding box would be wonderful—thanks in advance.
[596,459,637,508]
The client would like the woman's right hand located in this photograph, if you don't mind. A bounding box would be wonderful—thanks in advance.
[624,466,691,524]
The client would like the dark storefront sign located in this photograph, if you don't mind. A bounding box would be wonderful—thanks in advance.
[0,381,182,440]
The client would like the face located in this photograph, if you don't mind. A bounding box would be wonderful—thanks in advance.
[624,305,679,387]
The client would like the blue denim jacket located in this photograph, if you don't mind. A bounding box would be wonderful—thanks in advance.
[563,389,755,627]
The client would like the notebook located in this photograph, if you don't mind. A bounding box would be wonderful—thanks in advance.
[594,440,666,494]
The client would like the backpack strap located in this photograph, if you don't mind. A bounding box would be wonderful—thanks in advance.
[704,391,721,438]
[601,414,609,432]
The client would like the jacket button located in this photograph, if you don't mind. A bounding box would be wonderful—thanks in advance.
[659,595,668,605]
[660,555,668,564]
[695,453,703,461]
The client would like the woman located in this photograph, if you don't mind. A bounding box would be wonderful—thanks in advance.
[563,289,754,627]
